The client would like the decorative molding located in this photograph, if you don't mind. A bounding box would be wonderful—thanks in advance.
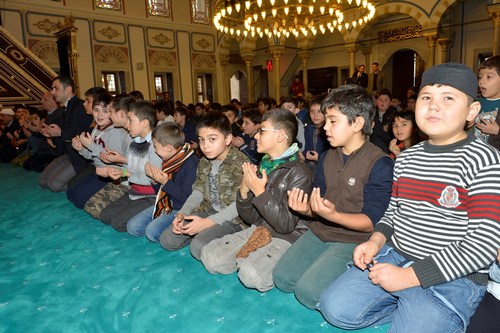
[192,33,214,53]
[98,26,121,40]
[33,18,59,34]
[94,45,129,65]
[378,25,423,44]
[192,53,215,69]
[148,50,176,67]
[147,28,175,49]
[26,13,65,37]
[28,39,59,69]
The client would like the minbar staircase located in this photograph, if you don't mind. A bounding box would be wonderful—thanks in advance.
[0,25,56,109]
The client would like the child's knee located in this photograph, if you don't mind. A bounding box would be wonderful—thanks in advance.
[294,279,322,310]
[272,263,294,293]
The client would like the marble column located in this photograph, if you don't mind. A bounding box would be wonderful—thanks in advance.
[363,49,372,72]
[298,49,311,95]
[241,52,255,102]
[424,33,438,68]
[487,4,500,56]
[347,47,357,77]
[270,46,285,100]
[437,38,452,64]
[219,54,229,103]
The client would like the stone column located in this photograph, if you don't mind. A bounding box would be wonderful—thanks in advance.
[241,52,255,102]
[424,33,438,68]
[270,46,285,100]
[218,54,229,103]
[298,49,311,95]
[347,47,357,77]
[437,38,452,64]
[363,49,372,72]
[487,3,500,56]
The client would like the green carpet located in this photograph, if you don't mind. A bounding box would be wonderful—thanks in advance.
[0,164,388,332]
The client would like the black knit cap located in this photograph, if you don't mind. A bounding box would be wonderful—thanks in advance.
[419,62,478,100]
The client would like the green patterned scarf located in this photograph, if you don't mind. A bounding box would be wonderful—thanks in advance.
[259,143,299,175]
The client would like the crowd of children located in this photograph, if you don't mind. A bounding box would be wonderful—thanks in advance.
[1,56,500,332]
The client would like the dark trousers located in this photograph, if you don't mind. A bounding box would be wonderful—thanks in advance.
[100,193,155,232]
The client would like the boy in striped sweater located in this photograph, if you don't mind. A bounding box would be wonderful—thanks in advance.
[319,63,500,333]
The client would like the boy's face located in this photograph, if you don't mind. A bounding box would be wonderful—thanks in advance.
[376,94,391,112]
[195,105,205,116]
[15,107,26,119]
[323,107,359,149]
[258,101,268,113]
[309,104,325,126]
[406,98,416,111]
[29,114,42,127]
[282,102,297,114]
[223,111,238,125]
[109,104,128,128]
[93,104,112,128]
[255,120,284,155]
[127,112,148,138]
[173,112,185,125]
[416,84,480,145]
[479,67,500,99]
[391,98,401,108]
[392,116,413,142]
[241,116,260,135]
[84,96,94,115]
[153,139,176,161]
[198,127,232,161]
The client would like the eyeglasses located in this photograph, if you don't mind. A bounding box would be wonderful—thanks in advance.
[256,127,289,139]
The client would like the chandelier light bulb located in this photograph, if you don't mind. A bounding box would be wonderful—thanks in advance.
[309,6,314,14]
[246,1,251,10]
[320,6,325,14]
[261,10,266,19]
[235,3,241,12]
[227,6,232,15]
[270,0,276,5]
[284,7,289,15]
[257,0,263,7]
[297,6,302,14]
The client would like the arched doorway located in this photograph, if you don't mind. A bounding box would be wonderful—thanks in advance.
[387,49,424,102]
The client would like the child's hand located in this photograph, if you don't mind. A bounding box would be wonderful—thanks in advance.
[353,239,382,270]
[298,150,305,162]
[149,164,169,185]
[497,248,500,263]
[180,216,215,236]
[46,124,62,137]
[476,118,499,135]
[108,167,125,180]
[287,187,311,216]
[190,141,198,149]
[368,264,420,292]
[242,162,266,197]
[79,132,93,148]
[72,135,84,151]
[305,150,319,162]
[172,214,186,234]
[95,166,110,178]
[100,149,126,164]
[309,187,336,220]
[232,136,245,148]
[389,139,401,157]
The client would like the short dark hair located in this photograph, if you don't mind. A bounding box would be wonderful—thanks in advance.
[129,90,144,101]
[152,122,185,149]
[282,96,298,108]
[111,95,134,112]
[310,93,327,107]
[54,76,76,93]
[258,97,271,108]
[84,87,107,102]
[174,105,191,118]
[479,55,500,75]
[221,104,239,117]
[321,85,376,136]
[155,100,173,116]
[196,112,232,136]
[241,108,262,124]
[94,93,113,108]
[377,89,392,100]
[261,108,298,146]
[129,101,156,130]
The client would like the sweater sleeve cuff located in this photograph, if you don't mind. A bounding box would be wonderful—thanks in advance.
[411,257,447,288]
[373,222,393,240]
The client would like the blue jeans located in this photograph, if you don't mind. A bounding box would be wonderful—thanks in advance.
[272,230,356,309]
[127,206,177,243]
[319,245,486,333]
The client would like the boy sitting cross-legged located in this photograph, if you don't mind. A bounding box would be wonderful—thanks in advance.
[319,63,500,333]
[201,108,313,291]
[126,122,199,242]
[272,85,394,309]
[159,112,249,260]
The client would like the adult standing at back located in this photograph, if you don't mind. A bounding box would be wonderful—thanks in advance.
[39,76,93,192]
[351,65,368,89]
[367,62,385,95]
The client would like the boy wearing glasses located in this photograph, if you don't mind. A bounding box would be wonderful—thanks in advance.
[272,85,394,309]
[201,108,313,292]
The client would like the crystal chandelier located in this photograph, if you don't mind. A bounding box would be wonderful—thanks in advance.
[213,0,376,39]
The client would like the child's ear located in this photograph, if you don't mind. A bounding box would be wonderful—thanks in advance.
[466,101,481,122]
[225,133,233,145]
[353,116,366,133]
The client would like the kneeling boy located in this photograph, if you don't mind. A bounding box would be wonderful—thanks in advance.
[201,108,313,292]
